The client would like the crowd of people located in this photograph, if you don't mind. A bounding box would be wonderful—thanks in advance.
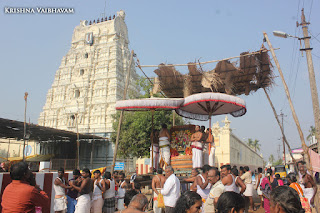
[149,162,316,213]
[0,162,145,213]
[0,160,318,213]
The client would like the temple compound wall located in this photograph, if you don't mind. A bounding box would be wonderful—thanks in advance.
[38,10,138,138]
[212,116,264,171]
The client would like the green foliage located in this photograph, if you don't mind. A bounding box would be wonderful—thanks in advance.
[306,126,316,141]
[111,110,184,158]
[273,159,283,166]
[247,138,261,152]
[269,154,275,164]
[111,76,185,158]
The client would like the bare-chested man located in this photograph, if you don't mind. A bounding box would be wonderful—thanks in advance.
[191,125,203,168]
[152,168,167,213]
[159,124,171,168]
[299,162,317,206]
[184,168,199,191]
[70,168,93,213]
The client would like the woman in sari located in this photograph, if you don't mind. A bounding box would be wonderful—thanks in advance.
[260,169,278,213]
[287,173,311,213]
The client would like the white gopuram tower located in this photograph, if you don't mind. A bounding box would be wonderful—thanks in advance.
[38,10,138,138]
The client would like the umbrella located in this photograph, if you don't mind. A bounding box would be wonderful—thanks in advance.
[115,98,184,169]
[175,92,246,126]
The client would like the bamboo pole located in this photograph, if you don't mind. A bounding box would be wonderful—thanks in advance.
[76,113,80,169]
[7,139,10,160]
[263,88,298,172]
[151,109,154,170]
[23,92,28,162]
[263,32,312,174]
[138,48,279,68]
[172,110,175,127]
[111,50,134,174]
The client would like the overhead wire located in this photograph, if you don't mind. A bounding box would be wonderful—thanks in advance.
[280,0,301,112]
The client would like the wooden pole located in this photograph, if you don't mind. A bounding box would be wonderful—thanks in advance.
[172,110,175,127]
[7,139,10,160]
[76,113,80,169]
[111,50,134,174]
[299,9,320,153]
[263,32,312,174]
[151,109,155,170]
[23,92,28,162]
[263,88,298,172]
[90,131,95,169]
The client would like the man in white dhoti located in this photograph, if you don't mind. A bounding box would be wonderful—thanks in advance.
[191,125,203,169]
[91,170,105,213]
[117,172,127,211]
[70,168,93,213]
[159,124,171,169]
[206,128,215,167]
[152,168,166,213]
[54,168,72,213]
[298,162,317,207]
[150,130,159,170]
[241,166,254,212]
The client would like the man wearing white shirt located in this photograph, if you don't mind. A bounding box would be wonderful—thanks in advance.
[161,166,180,213]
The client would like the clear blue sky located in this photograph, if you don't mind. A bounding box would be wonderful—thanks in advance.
[1,0,319,161]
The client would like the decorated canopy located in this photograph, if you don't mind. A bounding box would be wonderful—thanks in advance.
[115,98,183,111]
[175,92,246,121]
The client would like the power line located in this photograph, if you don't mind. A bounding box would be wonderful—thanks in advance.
[309,30,320,44]
[308,0,314,21]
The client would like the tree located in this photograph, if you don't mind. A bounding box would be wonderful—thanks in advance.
[247,138,261,152]
[307,126,316,141]
[273,159,283,166]
[111,76,185,158]
[269,154,275,165]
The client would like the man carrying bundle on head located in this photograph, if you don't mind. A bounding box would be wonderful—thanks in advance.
[159,124,171,169]
[191,125,203,169]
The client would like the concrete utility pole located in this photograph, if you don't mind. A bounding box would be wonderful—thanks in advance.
[298,8,320,153]
[278,111,287,164]
[23,92,28,162]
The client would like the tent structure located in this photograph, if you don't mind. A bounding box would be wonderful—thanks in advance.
[152,46,274,98]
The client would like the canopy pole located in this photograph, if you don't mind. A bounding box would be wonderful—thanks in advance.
[111,50,134,174]
[263,32,312,174]
[151,109,155,170]
[23,92,28,162]
[263,88,298,172]
[172,110,175,127]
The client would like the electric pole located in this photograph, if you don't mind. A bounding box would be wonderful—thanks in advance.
[298,8,320,153]
[278,111,287,165]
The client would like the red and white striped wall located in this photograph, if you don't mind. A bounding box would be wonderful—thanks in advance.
[0,172,73,213]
